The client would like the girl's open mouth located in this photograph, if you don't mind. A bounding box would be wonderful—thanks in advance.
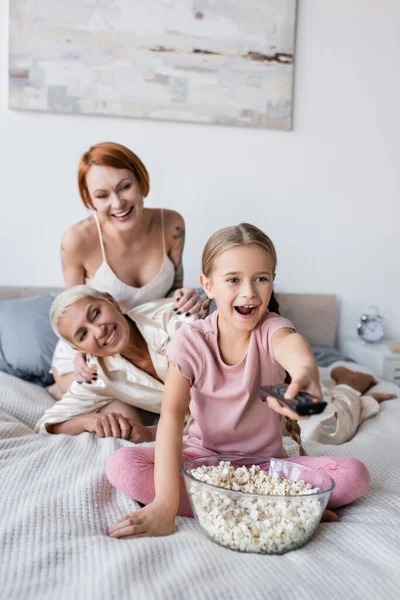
[234,305,257,317]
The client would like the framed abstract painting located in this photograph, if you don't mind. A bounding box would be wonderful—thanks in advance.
[9,0,297,130]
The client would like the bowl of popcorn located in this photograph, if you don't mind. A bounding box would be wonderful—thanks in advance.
[182,455,335,555]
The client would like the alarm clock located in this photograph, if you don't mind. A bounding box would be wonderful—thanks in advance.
[357,306,384,343]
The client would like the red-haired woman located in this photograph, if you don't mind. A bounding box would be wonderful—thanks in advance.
[51,142,201,395]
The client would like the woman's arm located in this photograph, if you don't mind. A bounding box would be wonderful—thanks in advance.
[164,210,202,315]
[35,379,113,433]
[166,210,186,294]
[48,411,151,441]
[109,364,191,538]
[47,414,92,435]
[267,328,322,420]
[47,413,121,436]
[60,227,86,286]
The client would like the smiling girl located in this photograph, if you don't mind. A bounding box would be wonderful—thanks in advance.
[106,223,370,539]
[50,142,201,395]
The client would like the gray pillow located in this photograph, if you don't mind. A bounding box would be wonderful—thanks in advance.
[0,294,58,386]
[312,346,352,367]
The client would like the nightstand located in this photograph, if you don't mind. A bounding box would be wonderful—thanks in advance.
[343,340,400,385]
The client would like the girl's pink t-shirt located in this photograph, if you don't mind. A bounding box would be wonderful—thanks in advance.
[166,310,295,458]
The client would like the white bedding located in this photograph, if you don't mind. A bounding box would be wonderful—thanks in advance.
[0,371,399,600]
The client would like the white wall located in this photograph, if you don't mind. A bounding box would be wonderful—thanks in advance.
[1,0,399,347]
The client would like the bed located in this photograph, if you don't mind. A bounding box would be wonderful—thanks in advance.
[0,288,399,600]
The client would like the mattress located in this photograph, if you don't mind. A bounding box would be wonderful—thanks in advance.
[0,371,399,600]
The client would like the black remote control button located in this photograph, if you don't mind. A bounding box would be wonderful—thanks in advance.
[296,395,310,404]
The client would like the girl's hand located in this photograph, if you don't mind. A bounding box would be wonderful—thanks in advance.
[73,352,97,384]
[174,288,202,316]
[266,396,306,421]
[108,501,176,539]
[285,370,322,402]
[266,369,322,421]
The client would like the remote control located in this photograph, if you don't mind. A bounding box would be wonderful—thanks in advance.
[260,385,327,417]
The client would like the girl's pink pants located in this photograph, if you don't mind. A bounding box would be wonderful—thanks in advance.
[106,445,370,516]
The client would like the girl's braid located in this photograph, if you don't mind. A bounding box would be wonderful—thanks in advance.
[267,290,280,314]
[198,296,212,320]
[284,418,307,456]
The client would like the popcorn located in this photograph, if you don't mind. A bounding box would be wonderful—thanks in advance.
[187,461,322,554]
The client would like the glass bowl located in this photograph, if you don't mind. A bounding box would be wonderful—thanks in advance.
[182,455,335,555]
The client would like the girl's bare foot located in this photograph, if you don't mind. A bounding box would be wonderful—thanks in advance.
[331,366,377,394]
[370,392,397,403]
[321,509,339,522]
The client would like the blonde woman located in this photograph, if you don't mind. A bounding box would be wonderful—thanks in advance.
[37,286,195,443]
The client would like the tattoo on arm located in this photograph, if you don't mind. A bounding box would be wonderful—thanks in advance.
[172,226,185,241]
[167,224,185,294]
[173,259,183,289]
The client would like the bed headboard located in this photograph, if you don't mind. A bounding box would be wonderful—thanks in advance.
[0,286,61,300]
[276,293,337,348]
[0,287,338,348]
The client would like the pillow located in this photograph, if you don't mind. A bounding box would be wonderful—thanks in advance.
[312,346,352,367]
[0,294,58,386]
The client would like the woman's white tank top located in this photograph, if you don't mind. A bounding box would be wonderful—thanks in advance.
[85,209,175,312]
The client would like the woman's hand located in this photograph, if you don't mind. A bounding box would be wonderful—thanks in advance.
[173,288,202,316]
[84,412,132,439]
[108,501,176,539]
[266,369,322,421]
[73,352,97,384]
[84,413,156,442]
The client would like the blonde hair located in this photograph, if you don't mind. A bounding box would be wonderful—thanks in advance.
[198,223,306,456]
[199,223,278,318]
[50,285,113,343]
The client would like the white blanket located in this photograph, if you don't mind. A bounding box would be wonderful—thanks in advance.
[0,372,399,600]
